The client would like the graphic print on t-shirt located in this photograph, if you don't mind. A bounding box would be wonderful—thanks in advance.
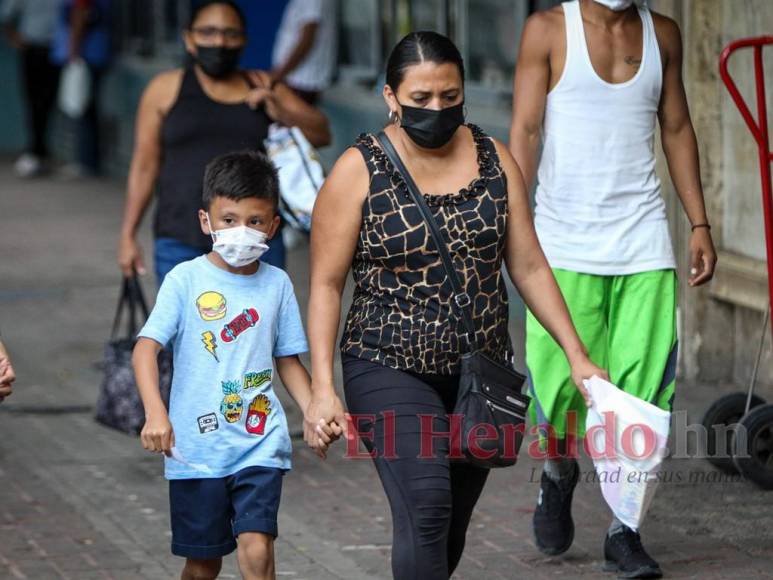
[244,369,272,391]
[221,308,260,342]
[201,330,219,361]
[196,291,227,321]
[220,380,243,423]
[138,256,309,478]
[196,293,259,360]
[211,372,274,434]
[198,412,219,433]
[246,394,272,435]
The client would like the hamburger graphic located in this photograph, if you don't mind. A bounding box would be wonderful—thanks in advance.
[197,291,227,321]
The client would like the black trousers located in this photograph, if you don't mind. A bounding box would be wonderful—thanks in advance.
[76,64,104,174]
[342,354,490,580]
[20,44,60,158]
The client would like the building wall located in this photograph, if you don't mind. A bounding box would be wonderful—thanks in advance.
[651,0,773,389]
[0,45,26,153]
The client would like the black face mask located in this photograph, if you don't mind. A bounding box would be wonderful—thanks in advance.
[398,101,465,149]
[194,45,242,79]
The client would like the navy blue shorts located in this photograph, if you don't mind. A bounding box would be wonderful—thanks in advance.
[169,465,284,559]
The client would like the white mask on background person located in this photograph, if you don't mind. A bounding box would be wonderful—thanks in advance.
[593,0,636,10]
[207,214,269,267]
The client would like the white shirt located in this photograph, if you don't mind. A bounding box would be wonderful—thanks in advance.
[534,0,676,275]
[272,0,336,92]
[0,0,58,45]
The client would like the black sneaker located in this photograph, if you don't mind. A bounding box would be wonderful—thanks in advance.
[533,460,579,555]
[603,526,663,578]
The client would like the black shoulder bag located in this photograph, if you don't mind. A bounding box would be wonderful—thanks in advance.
[376,131,530,468]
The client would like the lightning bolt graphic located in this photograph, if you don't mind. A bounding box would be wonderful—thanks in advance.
[201,331,218,361]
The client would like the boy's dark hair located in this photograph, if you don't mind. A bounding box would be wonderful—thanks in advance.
[202,150,279,210]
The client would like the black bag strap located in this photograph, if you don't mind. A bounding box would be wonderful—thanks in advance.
[110,275,150,340]
[375,131,479,352]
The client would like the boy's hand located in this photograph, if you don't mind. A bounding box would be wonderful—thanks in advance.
[0,345,16,402]
[141,414,175,456]
[309,418,342,460]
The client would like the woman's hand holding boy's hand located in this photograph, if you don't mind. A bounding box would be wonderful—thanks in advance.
[304,388,348,447]
[141,413,175,456]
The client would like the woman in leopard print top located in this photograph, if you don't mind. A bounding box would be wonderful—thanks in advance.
[305,32,605,579]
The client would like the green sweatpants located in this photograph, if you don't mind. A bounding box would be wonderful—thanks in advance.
[526,268,678,440]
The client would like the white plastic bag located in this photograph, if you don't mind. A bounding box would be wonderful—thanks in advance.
[264,124,324,233]
[58,58,92,118]
[584,376,670,531]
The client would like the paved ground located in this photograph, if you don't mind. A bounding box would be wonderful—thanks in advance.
[1,164,773,579]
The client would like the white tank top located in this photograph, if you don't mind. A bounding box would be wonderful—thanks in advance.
[534,0,676,275]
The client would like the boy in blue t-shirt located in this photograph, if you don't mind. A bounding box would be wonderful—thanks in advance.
[133,150,339,579]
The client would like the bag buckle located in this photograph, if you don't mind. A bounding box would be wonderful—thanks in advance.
[454,293,471,308]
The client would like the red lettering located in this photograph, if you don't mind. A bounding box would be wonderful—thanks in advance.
[501,422,526,459]
[419,414,464,459]
[584,411,617,459]
[382,410,397,459]
[621,423,657,460]
[565,411,580,460]
[345,414,377,459]
[528,423,559,460]
[467,422,498,460]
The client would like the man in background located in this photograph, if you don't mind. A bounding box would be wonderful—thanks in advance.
[1,0,60,178]
[51,0,111,177]
[271,0,335,105]
[509,0,715,577]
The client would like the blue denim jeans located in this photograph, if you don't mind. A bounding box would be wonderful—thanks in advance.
[154,235,286,285]
[154,238,201,285]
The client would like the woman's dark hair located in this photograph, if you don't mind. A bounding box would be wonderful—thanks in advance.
[385,31,465,90]
[188,0,246,31]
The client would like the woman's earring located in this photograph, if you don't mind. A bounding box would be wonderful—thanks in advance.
[463,105,468,120]
[388,110,398,124]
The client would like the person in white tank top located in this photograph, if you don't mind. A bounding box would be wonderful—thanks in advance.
[509,1,717,577]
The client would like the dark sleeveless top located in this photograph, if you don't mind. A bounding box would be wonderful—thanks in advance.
[340,124,514,376]
[156,68,272,250]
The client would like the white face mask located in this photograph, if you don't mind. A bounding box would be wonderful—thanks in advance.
[594,0,635,10]
[207,214,269,267]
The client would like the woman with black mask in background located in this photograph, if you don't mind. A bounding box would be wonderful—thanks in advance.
[118,0,330,282]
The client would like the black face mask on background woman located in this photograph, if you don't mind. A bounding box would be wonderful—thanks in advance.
[398,101,465,149]
[194,45,242,78]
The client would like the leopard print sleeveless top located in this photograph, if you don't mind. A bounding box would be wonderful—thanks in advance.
[340,124,514,375]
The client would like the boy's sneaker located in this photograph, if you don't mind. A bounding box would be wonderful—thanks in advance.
[533,460,579,555]
[603,526,662,579]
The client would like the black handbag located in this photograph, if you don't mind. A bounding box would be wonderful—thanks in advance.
[376,131,530,468]
[94,276,172,435]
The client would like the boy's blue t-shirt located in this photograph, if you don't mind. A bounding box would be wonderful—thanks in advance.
[138,255,308,480]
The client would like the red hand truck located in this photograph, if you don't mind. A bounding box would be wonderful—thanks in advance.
[702,36,773,489]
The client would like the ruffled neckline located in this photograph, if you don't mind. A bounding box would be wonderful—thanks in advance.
[357,124,496,207]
